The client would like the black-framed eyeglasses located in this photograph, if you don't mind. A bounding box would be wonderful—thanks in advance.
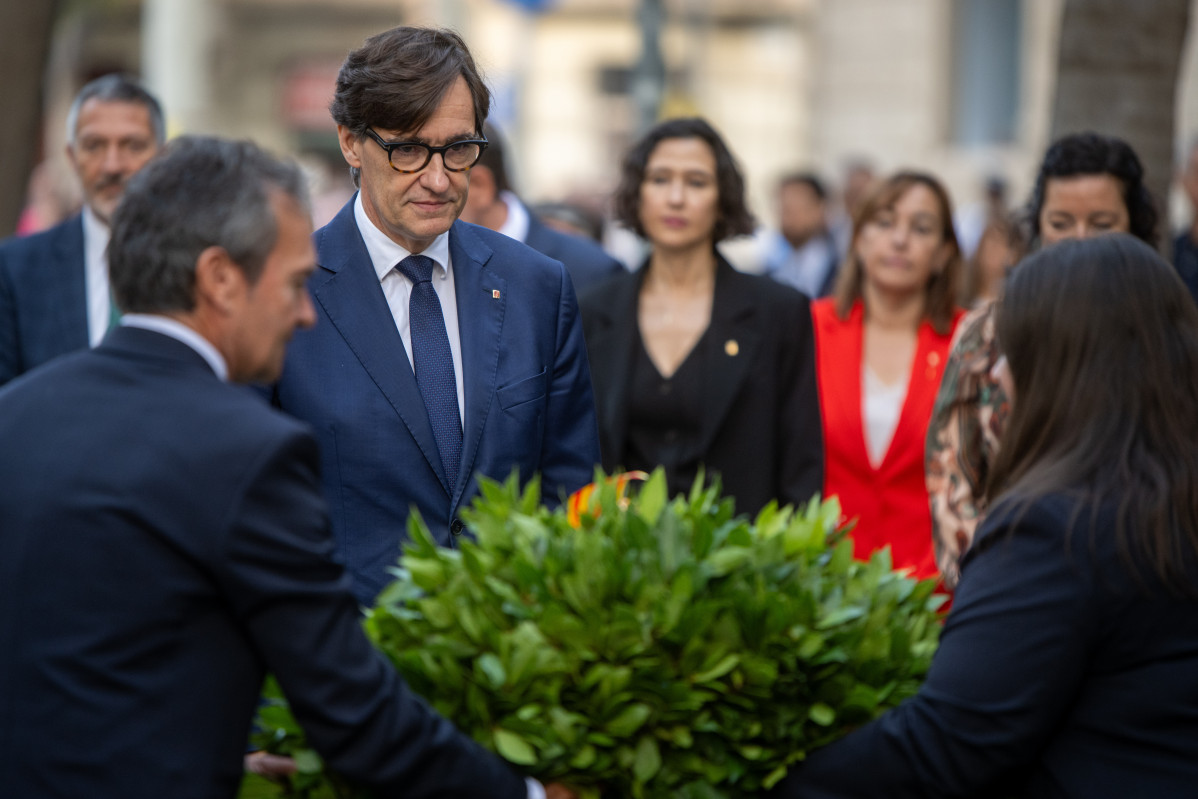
[364,128,488,174]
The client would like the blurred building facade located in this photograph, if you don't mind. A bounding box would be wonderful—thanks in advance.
[33,0,1198,250]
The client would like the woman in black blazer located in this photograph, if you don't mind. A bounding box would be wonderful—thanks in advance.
[770,234,1198,798]
[579,117,822,516]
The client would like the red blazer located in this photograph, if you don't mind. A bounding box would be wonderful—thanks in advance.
[812,298,963,581]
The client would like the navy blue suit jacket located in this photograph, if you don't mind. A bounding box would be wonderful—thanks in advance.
[770,493,1198,798]
[0,214,90,385]
[0,326,528,799]
[523,213,623,294]
[273,198,601,603]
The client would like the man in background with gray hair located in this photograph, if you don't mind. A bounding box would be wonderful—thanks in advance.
[0,134,561,799]
[0,73,164,385]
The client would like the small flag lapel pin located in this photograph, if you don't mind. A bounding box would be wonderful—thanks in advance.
[492,289,501,299]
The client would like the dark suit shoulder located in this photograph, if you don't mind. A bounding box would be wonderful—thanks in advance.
[965,491,1115,587]
[577,269,639,322]
[720,264,812,312]
[525,216,623,293]
[530,222,618,270]
[455,220,569,282]
[0,215,83,277]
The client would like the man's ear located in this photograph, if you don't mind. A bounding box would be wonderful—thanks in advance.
[337,124,363,171]
[193,246,245,315]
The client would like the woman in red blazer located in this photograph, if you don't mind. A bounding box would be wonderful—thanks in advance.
[813,171,964,582]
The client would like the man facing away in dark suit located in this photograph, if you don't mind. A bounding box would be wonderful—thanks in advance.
[270,26,601,605]
[0,73,164,386]
[458,122,625,294]
[0,135,573,799]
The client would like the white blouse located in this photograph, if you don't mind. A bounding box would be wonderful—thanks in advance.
[862,366,907,468]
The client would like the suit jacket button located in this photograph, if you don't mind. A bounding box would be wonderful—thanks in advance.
[450,518,464,536]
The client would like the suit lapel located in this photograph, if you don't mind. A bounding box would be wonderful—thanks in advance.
[813,300,871,471]
[881,317,953,472]
[585,271,641,465]
[52,215,89,350]
[311,201,447,491]
[693,257,760,458]
[450,222,504,505]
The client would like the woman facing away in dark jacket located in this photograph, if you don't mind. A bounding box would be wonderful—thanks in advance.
[578,118,822,516]
[771,233,1198,798]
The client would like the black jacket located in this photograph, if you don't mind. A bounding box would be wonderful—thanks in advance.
[579,254,823,515]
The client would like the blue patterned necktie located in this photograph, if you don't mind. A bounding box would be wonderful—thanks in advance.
[396,254,462,490]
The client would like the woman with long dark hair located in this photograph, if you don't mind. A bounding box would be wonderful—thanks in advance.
[772,234,1198,797]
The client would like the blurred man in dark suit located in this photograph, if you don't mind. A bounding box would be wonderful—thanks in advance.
[0,135,559,799]
[0,74,164,385]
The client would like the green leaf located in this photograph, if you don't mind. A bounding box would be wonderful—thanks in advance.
[633,735,662,782]
[763,764,790,789]
[635,468,668,525]
[569,744,597,769]
[705,547,752,577]
[817,606,866,629]
[292,748,324,774]
[692,653,740,684]
[808,703,836,726]
[493,728,538,765]
[605,703,652,736]
[477,653,506,688]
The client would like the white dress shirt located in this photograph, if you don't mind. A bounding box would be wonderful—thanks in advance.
[354,194,466,425]
[496,190,531,244]
[355,197,545,798]
[82,206,114,347]
[119,313,229,381]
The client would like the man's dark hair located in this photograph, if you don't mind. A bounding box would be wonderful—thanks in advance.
[109,136,309,314]
[1027,132,1159,247]
[778,171,827,201]
[330,26,491,186]
[478,122,512,195]
[66,73,166,145]
[612,117,755,243]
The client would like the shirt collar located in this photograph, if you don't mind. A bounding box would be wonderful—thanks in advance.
[81,204,110,265]
[353,192,452,282]
[119,313,230,381]
[497,191,530,244]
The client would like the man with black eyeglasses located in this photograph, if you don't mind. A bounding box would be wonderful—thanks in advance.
[267,26,600,608]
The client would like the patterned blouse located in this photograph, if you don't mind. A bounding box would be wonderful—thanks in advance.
[924,301,1010,588]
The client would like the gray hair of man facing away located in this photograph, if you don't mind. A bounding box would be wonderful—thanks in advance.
[329,26,491,188]
[109,136,310,315]
[65,73,167,146]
